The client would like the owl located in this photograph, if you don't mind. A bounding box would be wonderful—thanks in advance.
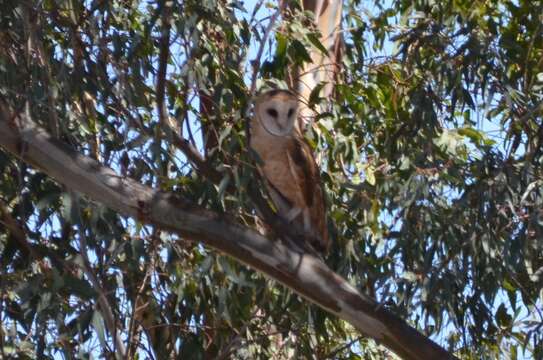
[250,89,329,254]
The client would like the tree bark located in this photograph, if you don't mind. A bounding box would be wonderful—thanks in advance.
[292,0,343,125]
[0,103,456,360]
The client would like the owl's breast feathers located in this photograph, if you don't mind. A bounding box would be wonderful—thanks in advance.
[251,129,329,253]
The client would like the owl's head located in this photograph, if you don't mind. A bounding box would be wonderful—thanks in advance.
[254,89,299,136]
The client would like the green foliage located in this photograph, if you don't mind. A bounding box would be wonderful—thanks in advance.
[0,0,542,359]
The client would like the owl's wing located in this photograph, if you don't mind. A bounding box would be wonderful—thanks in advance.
[285,137,318,207]
[285,134,329,253]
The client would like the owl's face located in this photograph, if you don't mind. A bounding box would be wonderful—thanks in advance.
[254,90,299,137]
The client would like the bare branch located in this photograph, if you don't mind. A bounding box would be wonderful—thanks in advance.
[250,5,284,97]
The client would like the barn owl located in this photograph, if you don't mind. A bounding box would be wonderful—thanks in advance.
[250,89,329,254]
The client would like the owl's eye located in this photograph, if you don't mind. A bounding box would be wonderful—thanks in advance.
[287,108,294,117]
[267,108,278,118]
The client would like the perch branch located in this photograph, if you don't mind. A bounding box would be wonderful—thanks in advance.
[0,100,456,360]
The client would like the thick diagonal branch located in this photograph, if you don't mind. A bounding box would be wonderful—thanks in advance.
[0,103,456,360]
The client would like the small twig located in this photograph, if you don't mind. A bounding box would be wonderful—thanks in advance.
[249,5,284,96]
[75,199,127,359]
[248,0,265,26]
[126,269,151,359]
[185,117,198,148]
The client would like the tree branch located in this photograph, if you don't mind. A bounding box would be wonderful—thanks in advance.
[155,0,172,128]
[0,101,456,360]
[76,220,127,359]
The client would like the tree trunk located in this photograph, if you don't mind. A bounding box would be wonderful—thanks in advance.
[291,0,343,126]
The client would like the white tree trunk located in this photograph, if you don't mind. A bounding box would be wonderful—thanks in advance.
[296,0,343,125]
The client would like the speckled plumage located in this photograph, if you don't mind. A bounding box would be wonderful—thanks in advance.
[250,90,329,254]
